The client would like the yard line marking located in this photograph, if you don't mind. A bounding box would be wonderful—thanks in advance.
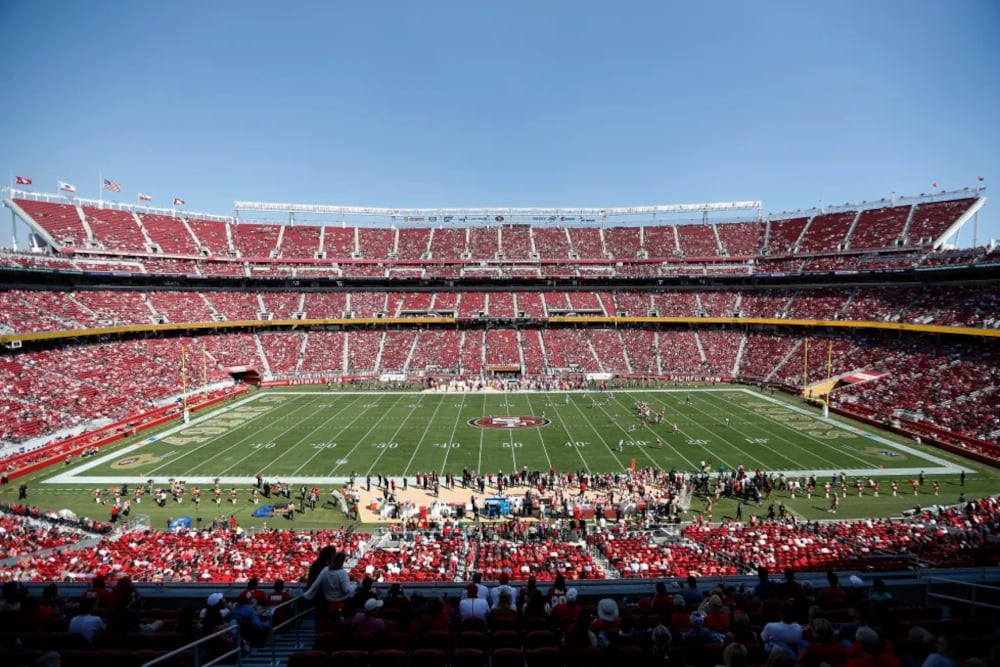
[172,396,328,479]
[502,389,519,472]
[215,395,361,476]
[330,393,410,477]
[640,392,762,471]
[477,393,486,474]
[362,397,432,478]
[401,394,450,477]
[547,394,593,475]
[595,392,697,470]
[165,394,327,477]
[285,394,370,476]
[437,395,467,477]
[522,394,553,471]
[713,393,866,470]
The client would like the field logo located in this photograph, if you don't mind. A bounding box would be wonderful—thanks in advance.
[469,415,551,429]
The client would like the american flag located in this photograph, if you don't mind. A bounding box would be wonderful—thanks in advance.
[103,179,122,193]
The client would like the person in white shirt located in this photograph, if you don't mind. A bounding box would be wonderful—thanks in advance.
[490,572,516,608]
[459,583,490,621]
[68,597,106,644]
[760,601,805,656]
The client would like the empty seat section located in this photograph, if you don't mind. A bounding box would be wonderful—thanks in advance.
[232,223,281,258]
[15,199,89,247]
[82,207,147,252]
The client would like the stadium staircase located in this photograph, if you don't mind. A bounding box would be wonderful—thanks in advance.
[731,334,748,377]
[769,340,804,382]
[75,205,96,246]
[842,209,864,249]
[374,332,386,372]
[899,204,919,243]
[694,333,707,366]
[254,335,273,376]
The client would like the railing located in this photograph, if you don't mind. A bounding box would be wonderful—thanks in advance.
[925,576,1000,618]
[141,594,311,667]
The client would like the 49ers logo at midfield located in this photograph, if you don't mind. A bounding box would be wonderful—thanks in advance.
[469,415,551,429]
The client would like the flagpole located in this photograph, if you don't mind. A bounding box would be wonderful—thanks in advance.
[99,169,103,208]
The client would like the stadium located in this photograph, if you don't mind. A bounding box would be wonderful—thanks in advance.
[3,3,1000,666]
[1,184,998,666]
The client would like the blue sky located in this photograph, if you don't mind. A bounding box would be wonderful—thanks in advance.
[1,1,998,245]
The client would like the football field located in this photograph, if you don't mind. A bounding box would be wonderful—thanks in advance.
[46,387,968,486]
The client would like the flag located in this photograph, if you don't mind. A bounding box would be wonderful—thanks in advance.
[138,193,152,202]
[103,179,122,193]
[979,176,985,182]
[932,182,939,188]
[15,176,32,185]
[59,181,76,193]
[173,197,185,206]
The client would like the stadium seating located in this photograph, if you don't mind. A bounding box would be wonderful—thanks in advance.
[279,225,323,259]
[232,223,281,259]
[138,213,201,255]
[14,199,89,247]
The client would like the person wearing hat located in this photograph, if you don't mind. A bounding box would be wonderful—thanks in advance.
[229,595,272,646]
[591,598,621,635]
[352,597,385,634]
[549,588,581,629]
[682,610,725,648]
[459,582,489,621]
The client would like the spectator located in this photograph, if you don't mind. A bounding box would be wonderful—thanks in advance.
[488,589,518,627]
[761,601,805,658]
[229,596,272,646]
[817,571,847,608]
[264,580,292,626]
[650,611,673,660]
[412,596,450,636]
[567,607,600,650]
[846,627,900,667]
[490,572,516,608]
[592,598,622,636]
[681,575,703,608]
[703,594,731,634]
[797,618,848,667]
[921,634,958,667]
[67,597,106,644]
[548,587,580,629]
[459,583,489,621]
[237,576,268,606]
[303,551,356,617]
[683,610,724,648]
[756,567,779,601]
[351,597,386,635]
[725,642,751,667]
[672,594,693,632]
[778,568,805,601]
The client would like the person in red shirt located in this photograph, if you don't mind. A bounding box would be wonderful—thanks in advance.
[845,627,900,667]
[412,596,451,636]
[591,598,621,635]
[797,618,849,667]
[816,571,847,609]
[263,580,293,626]
[237,577,269,606]
[81,574,112,608]
[702,594,731,633]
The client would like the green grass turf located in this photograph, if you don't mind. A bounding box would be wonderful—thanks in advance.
[6,387,996,531]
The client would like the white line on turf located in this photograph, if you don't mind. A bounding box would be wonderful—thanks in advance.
[329,394,409,477]
[400,394,450,478]
[436,395,467,477]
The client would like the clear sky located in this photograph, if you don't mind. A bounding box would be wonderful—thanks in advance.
[1,1,998,246]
